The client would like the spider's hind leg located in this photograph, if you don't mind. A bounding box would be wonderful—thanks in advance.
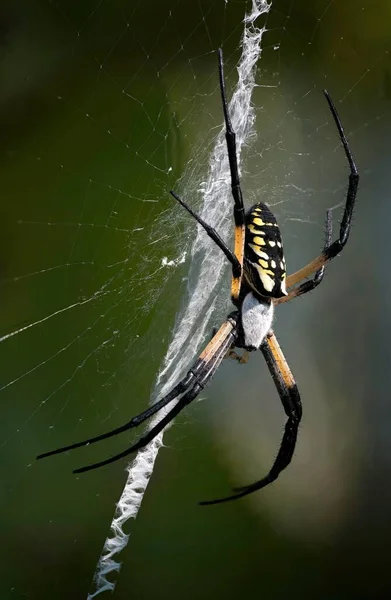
[285,91,359,290]
[277,209,332,304]
[323,90,359,253]
[170,190,241,277]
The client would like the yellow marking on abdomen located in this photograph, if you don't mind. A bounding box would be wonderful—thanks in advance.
[253,236,266,247]
[247,224,265,235]
[249,244,269,260]
[252,263,275,292]
[253,217,265,226]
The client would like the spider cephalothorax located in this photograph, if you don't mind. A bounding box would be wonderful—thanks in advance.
[38,49,359,505]
[238,292,273,351]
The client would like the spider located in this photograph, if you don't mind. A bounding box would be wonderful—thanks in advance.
[38,49,359,505]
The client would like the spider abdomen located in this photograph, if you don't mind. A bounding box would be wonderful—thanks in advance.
[244,203,287,298]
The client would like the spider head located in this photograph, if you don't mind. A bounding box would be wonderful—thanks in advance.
[241,292,274,350]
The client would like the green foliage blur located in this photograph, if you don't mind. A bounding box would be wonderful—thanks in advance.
[1,1,391,599]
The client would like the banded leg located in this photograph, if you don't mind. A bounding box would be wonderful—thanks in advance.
[74,318,238,473]
[286,90,359,289]
[200,331,301,505]
[170,50,246,303]
[218,48,246,304]
[38,317,239,470]
[276,209,332,304]
[37,373,195,459]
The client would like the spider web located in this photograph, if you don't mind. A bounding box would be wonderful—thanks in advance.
[1,1,390,599]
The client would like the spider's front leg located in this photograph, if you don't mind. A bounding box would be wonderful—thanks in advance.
[200,330,302,505]
[37,316,239,473]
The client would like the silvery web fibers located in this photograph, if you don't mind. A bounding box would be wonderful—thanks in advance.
[87,1,271,597]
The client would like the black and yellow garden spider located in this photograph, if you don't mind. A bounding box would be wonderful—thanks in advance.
[38,49,359,505]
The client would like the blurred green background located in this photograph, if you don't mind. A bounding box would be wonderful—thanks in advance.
[1,0,391,599]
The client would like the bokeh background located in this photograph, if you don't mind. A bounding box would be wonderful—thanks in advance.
[1,1,391,599]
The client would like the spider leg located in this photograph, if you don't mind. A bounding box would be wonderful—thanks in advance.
[36,373,195,460]
[74,384,203,473]
[218,48,246,303]
[170,190,241,277]
[276,209,332,304]
[169,51,246,303]
[38,316,238,469]
[200,331,301,505]
[74,319,238,473]
[286,90,359,289]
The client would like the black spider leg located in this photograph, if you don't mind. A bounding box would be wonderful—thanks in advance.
[287,90,359,289]
[73,321,238,474]
[170,50,246,301]
[37,374,195,460]
[200,332,302,505]
[218,48,246,304]
[218,48,245,231]
[280,209,332,303]
[170,191,241,277]
[322,90,359,258]
[37,318,238,463]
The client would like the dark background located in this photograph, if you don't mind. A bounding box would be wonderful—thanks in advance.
[1,1,391,599]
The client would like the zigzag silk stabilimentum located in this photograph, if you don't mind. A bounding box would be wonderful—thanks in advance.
[87,1,271,597]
